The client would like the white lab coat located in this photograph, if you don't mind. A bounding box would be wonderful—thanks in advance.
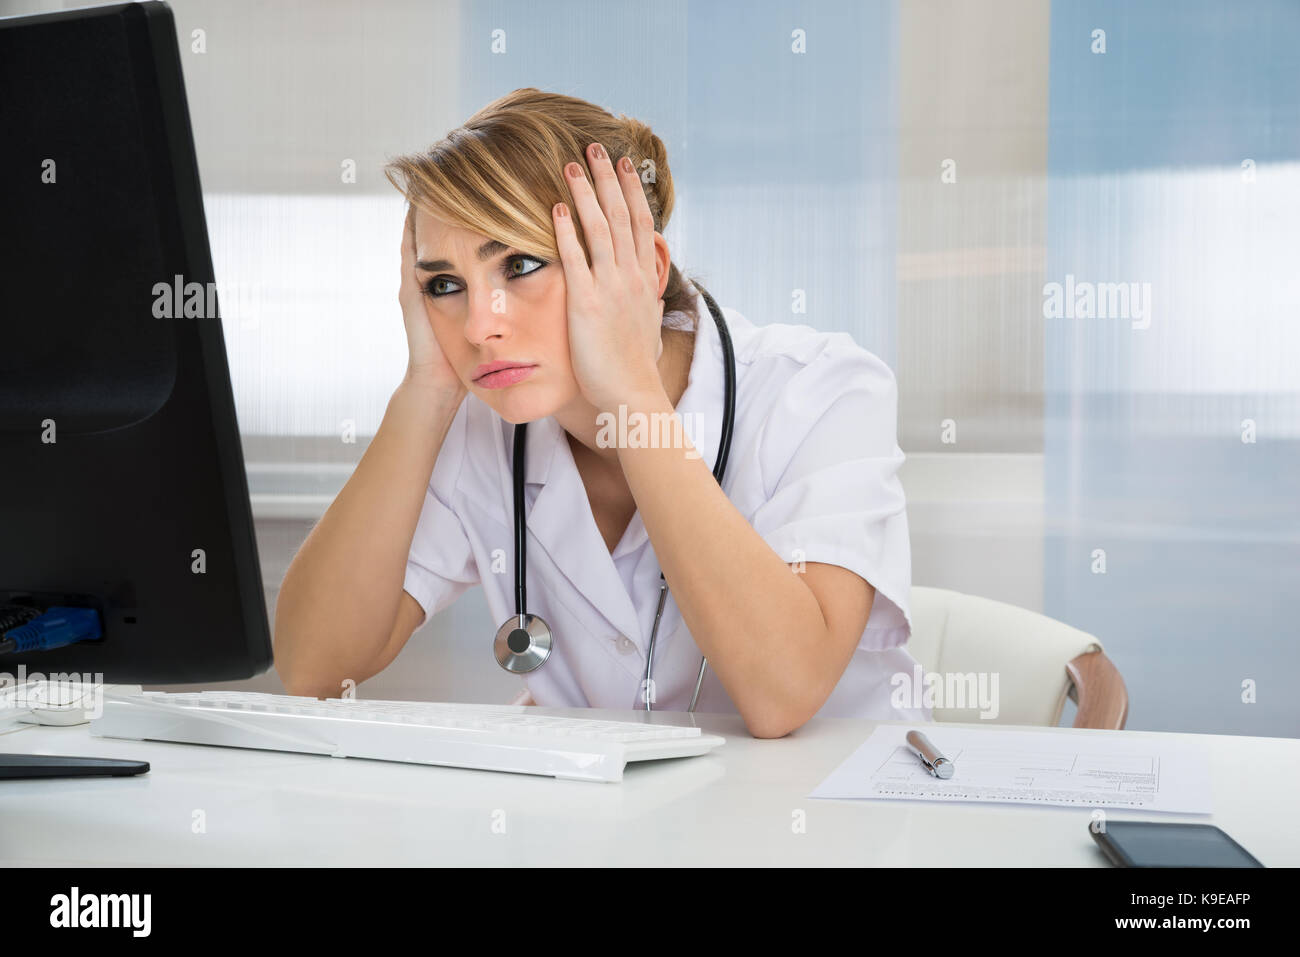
[403,287,933,723]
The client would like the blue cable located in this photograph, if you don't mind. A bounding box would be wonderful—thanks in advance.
[0,606,102,655]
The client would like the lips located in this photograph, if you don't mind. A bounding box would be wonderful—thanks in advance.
[472,360,537,390]
[473,359,534,381]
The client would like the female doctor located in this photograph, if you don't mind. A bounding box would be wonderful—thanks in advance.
[274,88,932,738]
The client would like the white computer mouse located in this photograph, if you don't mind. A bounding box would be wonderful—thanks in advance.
[25,699,96,726]
[6,682,136,727]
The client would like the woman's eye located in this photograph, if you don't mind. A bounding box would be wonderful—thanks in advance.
[423,255,546,299]
[423,277,461,298]
[506,255,546,278]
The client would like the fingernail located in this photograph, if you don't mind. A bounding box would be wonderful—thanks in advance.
[620,155,634,174]
[591,143,606,161]
[554,202,568,218]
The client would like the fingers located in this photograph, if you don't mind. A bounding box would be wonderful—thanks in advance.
[564,156,612,272]
[552,200,595,302]
[401,207,415,271]
[565,143,640,274]
[585,143,637,270]
[400,210,411,273]
[399,206,421,303]
[615,152,658,279]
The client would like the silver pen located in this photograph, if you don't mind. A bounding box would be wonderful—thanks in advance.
[906,730,955,779]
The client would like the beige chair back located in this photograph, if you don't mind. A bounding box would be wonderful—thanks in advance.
[907,586,1128,729]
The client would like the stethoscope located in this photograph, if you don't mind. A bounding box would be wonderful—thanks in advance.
[493,280,737,713]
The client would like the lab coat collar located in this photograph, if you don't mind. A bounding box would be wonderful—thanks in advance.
[514,414,642,649]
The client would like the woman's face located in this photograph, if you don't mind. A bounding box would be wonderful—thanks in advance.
[413,212,579,424]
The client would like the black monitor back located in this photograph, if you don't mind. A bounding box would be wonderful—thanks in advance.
[0,1,271,683]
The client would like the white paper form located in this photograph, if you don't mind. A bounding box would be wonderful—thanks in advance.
[809,725,1213,814]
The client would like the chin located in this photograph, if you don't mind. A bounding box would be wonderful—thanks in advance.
[477,387,563,426]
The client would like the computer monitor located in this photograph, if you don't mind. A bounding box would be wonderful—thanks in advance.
[0,0,271,708]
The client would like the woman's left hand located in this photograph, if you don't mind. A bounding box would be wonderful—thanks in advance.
[553,142,667,417]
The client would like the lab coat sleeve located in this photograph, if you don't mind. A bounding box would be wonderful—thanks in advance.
[402,399,479,629]
[748,343,912,651]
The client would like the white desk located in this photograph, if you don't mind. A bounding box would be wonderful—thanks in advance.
[0,710,1293,866]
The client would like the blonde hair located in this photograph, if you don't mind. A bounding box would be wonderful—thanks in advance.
[383,87,699,331]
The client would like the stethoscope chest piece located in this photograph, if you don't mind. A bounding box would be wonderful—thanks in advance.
[494,613,552,673]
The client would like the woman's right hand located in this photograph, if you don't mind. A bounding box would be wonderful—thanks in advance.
[399,207,468,401]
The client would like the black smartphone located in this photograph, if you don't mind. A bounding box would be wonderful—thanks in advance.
[1091,821,1263,867]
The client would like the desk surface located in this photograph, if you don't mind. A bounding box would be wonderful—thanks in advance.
[0,709,1293,866]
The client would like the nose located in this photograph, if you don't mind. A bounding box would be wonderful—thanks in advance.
[462,284,513,347]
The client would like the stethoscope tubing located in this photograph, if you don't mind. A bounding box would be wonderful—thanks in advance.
[501,279,738,714]
[642,281,736,711]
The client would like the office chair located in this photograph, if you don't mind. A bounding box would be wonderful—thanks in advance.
[906,586,1128,729]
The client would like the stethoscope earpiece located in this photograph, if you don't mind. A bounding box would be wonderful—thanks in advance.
[494,613,552,673]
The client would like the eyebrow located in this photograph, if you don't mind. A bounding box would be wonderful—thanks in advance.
[416,239,511,273]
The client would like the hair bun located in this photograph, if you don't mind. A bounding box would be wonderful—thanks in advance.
[617,115,673,226]
[620,116,662,161]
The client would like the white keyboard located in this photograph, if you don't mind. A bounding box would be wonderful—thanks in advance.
[89,690,726,783]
